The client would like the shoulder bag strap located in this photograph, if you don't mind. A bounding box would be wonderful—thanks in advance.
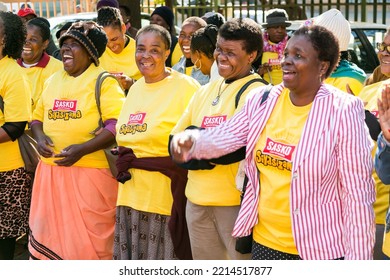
[235,77,269,109]
[94,71,118,129]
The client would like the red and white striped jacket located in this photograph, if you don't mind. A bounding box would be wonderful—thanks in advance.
[191,83,375,260]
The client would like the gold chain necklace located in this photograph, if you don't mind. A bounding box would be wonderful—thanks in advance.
[212,79,230,106]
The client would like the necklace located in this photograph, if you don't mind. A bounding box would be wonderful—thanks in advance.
[212,79,229,106]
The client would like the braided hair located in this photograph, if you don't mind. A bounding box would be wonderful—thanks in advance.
[190,24,218,59]
[0,11,26,59]
[97,6,123,30]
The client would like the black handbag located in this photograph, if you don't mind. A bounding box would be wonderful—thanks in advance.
[235,84,272,254]
[235,175,253,254]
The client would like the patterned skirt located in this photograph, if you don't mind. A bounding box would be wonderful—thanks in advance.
[0,168,32,239]
[113,206,177,260]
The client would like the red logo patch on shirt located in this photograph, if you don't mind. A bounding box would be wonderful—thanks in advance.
[127,112,146,125]
[201,115,227,128]
[268,58,280,65]
[371,110,379,118]
[53,99,77,111]
[263,137,296,162]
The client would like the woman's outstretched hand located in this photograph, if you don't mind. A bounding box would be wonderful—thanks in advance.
[378,84,390,141]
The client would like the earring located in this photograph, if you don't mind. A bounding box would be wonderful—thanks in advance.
[193,58,202,70]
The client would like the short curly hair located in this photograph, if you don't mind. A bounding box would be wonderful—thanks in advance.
[0,11,26,59]
[293,25,340,78]
[218,18,263,61]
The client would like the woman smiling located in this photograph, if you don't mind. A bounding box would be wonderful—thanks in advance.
[29,21,125,260]
[97,6,142,94]
[17,17,62,112]
[170,18,266,260]
[171,25,375,260]
[113,24,200,260]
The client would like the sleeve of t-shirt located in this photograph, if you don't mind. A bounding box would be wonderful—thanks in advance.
[3,75,31,122]
[100,77,126,122]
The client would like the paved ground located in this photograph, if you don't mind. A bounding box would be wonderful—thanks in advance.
[14,234,29,260]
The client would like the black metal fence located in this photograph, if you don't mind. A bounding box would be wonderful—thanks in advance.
[141,0,389,26]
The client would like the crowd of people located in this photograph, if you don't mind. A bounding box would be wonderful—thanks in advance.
[0,0,389,261]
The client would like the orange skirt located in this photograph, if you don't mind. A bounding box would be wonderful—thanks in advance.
[28,162,118,260]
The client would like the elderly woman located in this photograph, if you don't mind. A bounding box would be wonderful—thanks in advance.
[170,18,266,260]
[17,17,62,112]
[113,24,200,260]
[97,6,142,94]
[173,16,209,85]
[0,11,32,260]
[171,25,375,260]
[28,22,125,260]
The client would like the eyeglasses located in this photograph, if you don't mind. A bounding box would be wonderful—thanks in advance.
[377,42,390,54]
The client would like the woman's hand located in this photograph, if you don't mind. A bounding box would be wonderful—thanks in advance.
[53,144,85,166]
[170,131,196,163]
[377,84,390,141]
[31,122,55,158]
[36,135,55,158]
[114,73,134,91]
[258,63,272,76]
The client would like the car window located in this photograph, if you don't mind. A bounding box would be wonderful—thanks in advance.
[362,29,386,55]
[350,29,386,74]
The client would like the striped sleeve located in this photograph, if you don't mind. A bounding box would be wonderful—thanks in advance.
[338,95,375,259]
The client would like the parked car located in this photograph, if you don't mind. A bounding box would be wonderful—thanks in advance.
[287,20,388,74]
[48,12,152,47]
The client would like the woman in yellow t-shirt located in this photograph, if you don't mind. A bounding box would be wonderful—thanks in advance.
[113,24,200,260]
[17,17,62,112]
[258,9,291,85]
[171,25,375,260]
[0,11,32,260]
[29,22,125,260]
[170,18,266,260]
[97,6,142,94]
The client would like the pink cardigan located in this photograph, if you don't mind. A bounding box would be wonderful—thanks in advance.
[191,83,375,260]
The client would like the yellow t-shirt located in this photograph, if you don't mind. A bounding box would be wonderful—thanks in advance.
[357,80,390,256]
[358,80,390,224]
[33,64,125,168]
[171,42,182,67]
[253,88,311,255]
[171,73,265,206]
[99,35,142,81]
[325,76,364,96]
[262,49,283,85]
[20,56,62,112]
[0,56,32,171]
[116,70,200,215]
